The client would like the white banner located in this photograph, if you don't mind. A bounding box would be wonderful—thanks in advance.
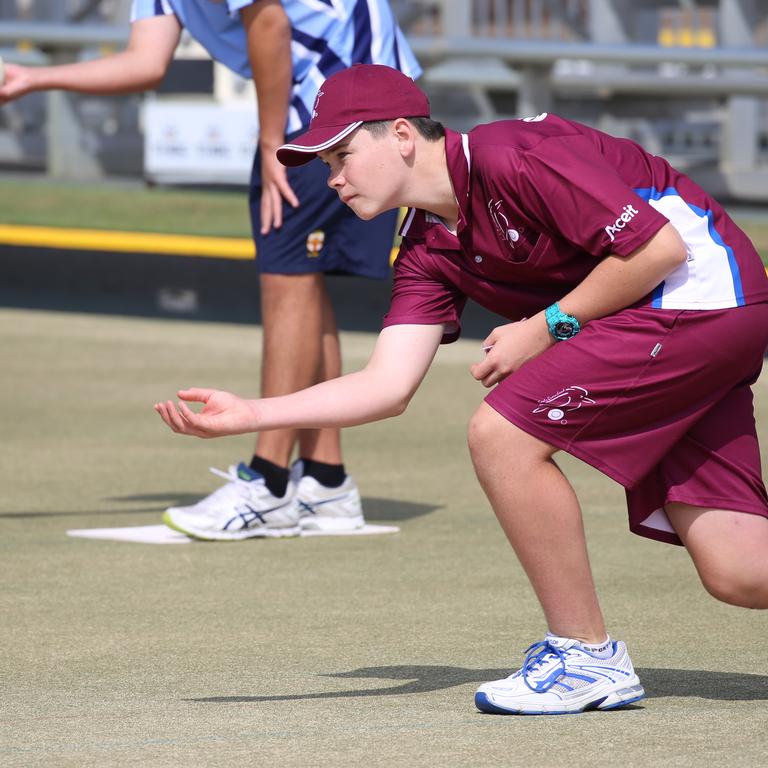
[143,99,258,185]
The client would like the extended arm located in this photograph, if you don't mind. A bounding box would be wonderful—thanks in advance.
[155,324,445,438]
[240,0,299,232]
[472,222,688,386]
[0,16,181,103]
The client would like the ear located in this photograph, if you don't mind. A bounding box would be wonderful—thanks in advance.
[392,117,416,159]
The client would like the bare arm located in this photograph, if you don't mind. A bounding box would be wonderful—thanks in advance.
[240,0,299,233]
[472,222,688,386]
[155,324,445,438]
[0,16,181,104]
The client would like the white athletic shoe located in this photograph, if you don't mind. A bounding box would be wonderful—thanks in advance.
[475,635,645,715]
[163,463,300,541]
[294,464,365,532]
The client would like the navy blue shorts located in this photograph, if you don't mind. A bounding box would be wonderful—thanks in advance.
[249,146,397,278]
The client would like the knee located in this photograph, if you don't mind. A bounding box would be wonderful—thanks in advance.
[467,407,488,457]
[699,569,768,609]
[467,405,506,464]
[467,405,542,470]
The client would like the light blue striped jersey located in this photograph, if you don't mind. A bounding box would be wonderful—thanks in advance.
[131,0,420,134]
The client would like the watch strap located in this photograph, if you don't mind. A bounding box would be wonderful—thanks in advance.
[544,302,581,341]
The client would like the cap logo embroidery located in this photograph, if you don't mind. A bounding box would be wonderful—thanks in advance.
[311,89,324,120]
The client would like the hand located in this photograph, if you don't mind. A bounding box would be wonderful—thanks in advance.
[0,64,38,104]
[259,146,299,234]
[154,388,260,438]
[469,313,554,387]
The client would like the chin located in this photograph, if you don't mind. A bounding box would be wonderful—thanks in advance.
[351,201,394,221]
[347,201,376,220]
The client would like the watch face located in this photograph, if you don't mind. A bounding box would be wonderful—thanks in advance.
[554,321,575,338]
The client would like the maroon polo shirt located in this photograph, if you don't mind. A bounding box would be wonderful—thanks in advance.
[383,116,768,342]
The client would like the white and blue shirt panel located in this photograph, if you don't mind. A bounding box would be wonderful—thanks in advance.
[130,0,421,135]
[635,186,745,309]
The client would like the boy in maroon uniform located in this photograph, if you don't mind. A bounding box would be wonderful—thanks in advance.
[156,65,768,715]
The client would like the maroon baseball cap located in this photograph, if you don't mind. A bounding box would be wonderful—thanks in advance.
[276,64,430,167]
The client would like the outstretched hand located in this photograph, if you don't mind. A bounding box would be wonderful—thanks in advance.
[154,388,260,438]
[0,63,38,104]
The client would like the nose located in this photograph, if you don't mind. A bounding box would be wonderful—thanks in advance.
[326,167,343,190]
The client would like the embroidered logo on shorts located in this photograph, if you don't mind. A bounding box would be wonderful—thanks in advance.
[306,230,325,258]
[532,386,596,424]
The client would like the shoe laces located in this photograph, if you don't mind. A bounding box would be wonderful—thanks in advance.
[205,466,266,503]
[520,640,571,693]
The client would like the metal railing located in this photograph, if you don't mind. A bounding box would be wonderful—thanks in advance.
[0,0,767,199]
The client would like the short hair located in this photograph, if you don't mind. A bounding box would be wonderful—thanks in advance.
[362,117,445,142]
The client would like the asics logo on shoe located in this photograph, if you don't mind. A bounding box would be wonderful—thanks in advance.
[226,504,287,530]
[298,493,350,515]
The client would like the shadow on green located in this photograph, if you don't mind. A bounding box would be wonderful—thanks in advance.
[0,497,442,522]
[185,667,768,704]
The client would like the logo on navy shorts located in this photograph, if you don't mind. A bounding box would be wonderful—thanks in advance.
[306,230,325,258]
[533,386,596,424]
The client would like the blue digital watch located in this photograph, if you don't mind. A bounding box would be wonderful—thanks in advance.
[545,302,581,341]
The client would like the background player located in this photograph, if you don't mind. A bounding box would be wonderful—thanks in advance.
[0,2,420,539]
[156,64,768,715]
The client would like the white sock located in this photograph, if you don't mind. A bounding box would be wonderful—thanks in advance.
[579,636,613,658]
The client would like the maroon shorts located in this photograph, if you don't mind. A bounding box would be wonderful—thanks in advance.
[485,304,768,545]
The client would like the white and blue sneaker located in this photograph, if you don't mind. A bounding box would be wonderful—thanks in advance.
[475,635,645,715]
[163,463,300,541]
[292,461,365,532]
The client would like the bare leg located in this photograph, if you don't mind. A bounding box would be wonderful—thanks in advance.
[468,403,607,643]
[666,503,768,608]
[297,285,343,463]
[254,273,342,467]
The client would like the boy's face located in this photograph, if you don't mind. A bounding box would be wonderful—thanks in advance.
[318,126,403,220]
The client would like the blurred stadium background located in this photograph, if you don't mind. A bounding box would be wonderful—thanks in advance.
[0,0,767,196]
[0,1,766,326]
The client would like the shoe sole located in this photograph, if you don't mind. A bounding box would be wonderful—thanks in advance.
[163,511,301,541]
[299,514,365,532]
[474,683,645,715]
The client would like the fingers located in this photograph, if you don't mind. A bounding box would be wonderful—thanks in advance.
[154,400,208,437]
[177,387,215,403]
[260,188,277,234]
[471,343,497,378]
[177,401,210,437]
[470,350,508,388]
[278,177,299,209]
[154,400,187,434]
[259,174,300,235]
[261,183,283,233]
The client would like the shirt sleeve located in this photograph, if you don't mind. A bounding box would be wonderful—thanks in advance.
[130,0,175,22]
[224,0,260,17]
[383,240,467,344]
[512,135,669,258]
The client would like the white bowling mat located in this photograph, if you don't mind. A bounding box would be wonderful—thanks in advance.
[66,523,399,544]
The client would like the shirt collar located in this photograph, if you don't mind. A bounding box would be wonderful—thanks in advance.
[398,128,471,245]
[444,128,470,234]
